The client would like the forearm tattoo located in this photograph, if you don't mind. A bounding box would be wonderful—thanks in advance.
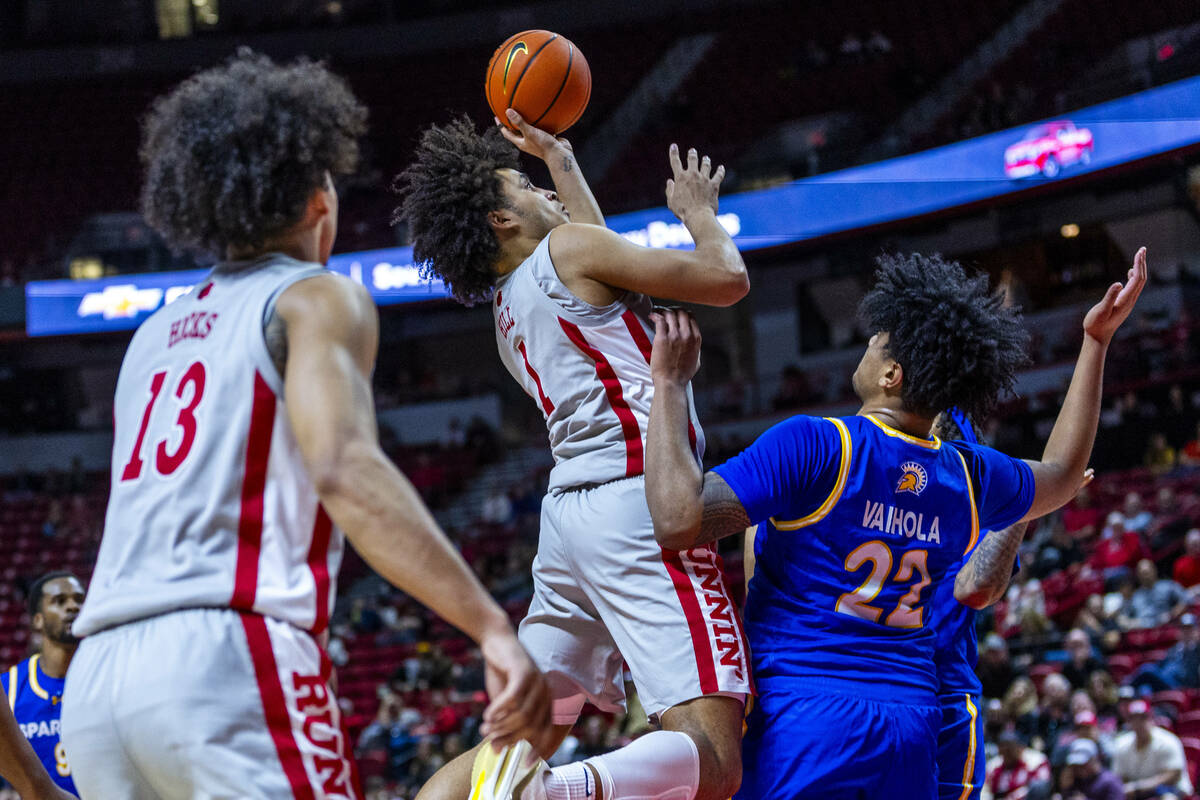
[562,155,573,173]
[956,521,1030,604]
[697,473,752,548]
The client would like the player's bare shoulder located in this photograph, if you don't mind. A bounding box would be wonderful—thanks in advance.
[268,272,378,375]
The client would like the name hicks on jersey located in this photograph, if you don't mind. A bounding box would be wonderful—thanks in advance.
[20,719,62,740]
[861,500,942,544]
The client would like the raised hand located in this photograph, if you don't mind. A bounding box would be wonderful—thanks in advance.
[665,144,724,223]
[649,308,702,388]
[497,108,571,162]
[1083,246,1147,345]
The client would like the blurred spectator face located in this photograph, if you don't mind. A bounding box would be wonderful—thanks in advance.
[1103,512,1125,538]
[983,633,1009,664]
[1066,628,1090,662]
[999,735,1024,764]
[1043,673,1071,707]
[1085,593,1105,617]
[1158,487,1175,509]
[1186,529,1200,557]
[1070,690,1096,716]
[1124,492,1143,517]
[1128,702,1152,736]
[1136,559,1157,587]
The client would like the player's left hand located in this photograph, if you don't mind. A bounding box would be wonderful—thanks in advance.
[478,628,555,755]
[649,308,701,387]
[1082,246,1147,345]
[497,109,571,161]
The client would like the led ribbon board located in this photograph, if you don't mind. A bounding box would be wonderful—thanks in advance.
[25,75,1200,336]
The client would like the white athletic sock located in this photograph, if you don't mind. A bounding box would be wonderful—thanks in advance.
[542,730,700,800]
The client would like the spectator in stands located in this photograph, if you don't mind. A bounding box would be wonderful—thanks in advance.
[479,482,513,526]
[350,597,383,634]
[1090,513,1145,580]
[984,730,1052,800]
[866,29,893,56]
[1063,485,1103,540]
[1037,673,1074,754]
[1004,570,1051,636]
[1059,737,1124,800]
[1128,613,1200,694]
[1122,493,1154,534]
[1105,575,1139,631]
[980,633,1017,699]
[838,32,864,60]
[1143,432,1176,475]
[1129,559,1188,629]
[1076,594,1122,652]
[1036,519,1086,577]
[1004,676,1042,744]
[1112,699,1193,799]
[1172,529,1200,590]
[1064,628,1108,689]
[1179,421,1200,468]
[1087,672,1121,722]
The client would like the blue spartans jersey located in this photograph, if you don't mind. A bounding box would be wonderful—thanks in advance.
[716,413,1033,800]
[2,654,76,795]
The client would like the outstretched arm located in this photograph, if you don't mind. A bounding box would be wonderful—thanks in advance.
[0,701,74,800]
[1021,248,1147,522]
[645,309,751,549]
[499,109,603,226]
[277,273,553,753]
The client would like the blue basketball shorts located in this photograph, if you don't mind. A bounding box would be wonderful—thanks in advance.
[736,680,941,800]
[936,692,985,800]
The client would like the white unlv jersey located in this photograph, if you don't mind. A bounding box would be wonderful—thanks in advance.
[75,255,344,637]
[494,234,704,490]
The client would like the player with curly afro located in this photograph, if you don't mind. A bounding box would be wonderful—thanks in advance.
[646,248,1148,799]
[60,50,552,799]
[398,110,750,800]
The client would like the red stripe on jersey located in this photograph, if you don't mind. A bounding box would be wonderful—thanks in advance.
[559,317,643,477]
[621,310,698,456]
[307,506,334,635]
[241,614,317,800]
[661,549,719,694]
[517,340,555,415]
[231,372,276,610]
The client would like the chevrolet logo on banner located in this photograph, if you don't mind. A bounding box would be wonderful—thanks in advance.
[77,284,165,319]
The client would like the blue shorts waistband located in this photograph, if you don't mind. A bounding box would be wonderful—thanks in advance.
[762,673,938,707]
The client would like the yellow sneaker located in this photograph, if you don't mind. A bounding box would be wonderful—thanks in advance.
[469,740,545,800]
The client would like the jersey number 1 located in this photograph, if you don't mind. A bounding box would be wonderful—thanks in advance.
[835,540,931,628]
[120,361,207,481]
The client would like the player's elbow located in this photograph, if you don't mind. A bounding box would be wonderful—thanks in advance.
[653,518,701,552]
[308,438,377,501]
[955,585,995,611]
[706,270,749,307]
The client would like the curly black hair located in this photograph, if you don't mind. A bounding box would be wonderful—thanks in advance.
[392,116,520,305]
[140,49,367,257]
[858,253,1029,420]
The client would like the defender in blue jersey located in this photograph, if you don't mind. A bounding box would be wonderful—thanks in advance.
[2,572,84,797]
[645,249,1147,799]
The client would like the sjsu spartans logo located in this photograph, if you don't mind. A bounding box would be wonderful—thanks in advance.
[502,42,528,95]
[895,461,928,496]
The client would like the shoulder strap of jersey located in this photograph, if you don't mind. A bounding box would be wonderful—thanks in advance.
[4,663,16,709]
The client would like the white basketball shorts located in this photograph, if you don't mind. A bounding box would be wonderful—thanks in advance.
[61,608,361,800]
[519,475,753,725]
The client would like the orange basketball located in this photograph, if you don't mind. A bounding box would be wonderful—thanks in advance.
[486,30,591,135]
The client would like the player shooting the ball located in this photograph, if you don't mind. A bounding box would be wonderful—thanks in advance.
[396,108,749,800]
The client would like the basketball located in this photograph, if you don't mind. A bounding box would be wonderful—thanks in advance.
[485,30,591,135]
